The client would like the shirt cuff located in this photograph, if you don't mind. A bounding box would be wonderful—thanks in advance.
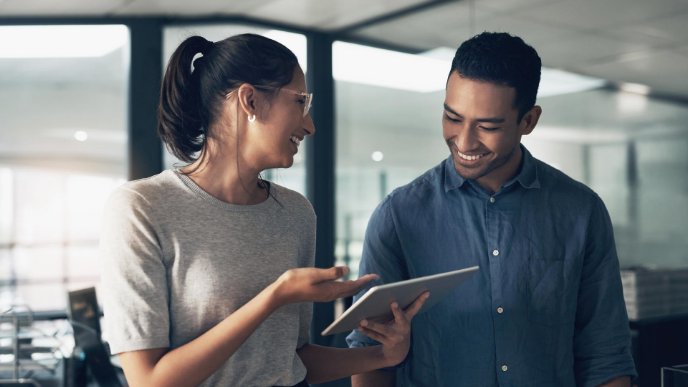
[107,336,170,355]
[346,329,406,371]
[575,353,637,387]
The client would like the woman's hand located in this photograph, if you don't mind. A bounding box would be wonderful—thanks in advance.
[273,266,378,305]
[357,292,430,367]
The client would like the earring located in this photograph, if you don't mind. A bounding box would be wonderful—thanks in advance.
[248,114,256,123]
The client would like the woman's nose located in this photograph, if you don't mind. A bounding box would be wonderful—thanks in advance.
[304,114,315,136]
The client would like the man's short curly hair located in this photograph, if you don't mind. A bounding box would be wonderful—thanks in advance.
[450,32,542,122]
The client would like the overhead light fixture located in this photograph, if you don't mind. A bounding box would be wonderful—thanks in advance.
[334,43,606,96]
[371,151,384,162]
[619,82,650,95]
[419,47,456,62]
[538,68,606,98]
[0,25,128,58]
[74,131,88,142]
[334,41,450,93]
[263,30,308,72]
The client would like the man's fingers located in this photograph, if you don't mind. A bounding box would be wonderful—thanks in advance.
[391,301,409,327]
[357,326,386,343]
[404,292,430,321]
[360,318,395,338]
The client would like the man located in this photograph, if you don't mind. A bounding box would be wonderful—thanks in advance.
[347,32,636,387]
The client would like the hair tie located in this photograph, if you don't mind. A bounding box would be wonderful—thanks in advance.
[201,40,214,55]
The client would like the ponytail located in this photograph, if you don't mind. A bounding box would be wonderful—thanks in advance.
[157,33,299,164]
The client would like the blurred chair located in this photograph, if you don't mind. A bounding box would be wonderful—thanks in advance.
[67,289,124,387]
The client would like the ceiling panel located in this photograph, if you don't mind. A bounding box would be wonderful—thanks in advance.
[352,1,494,51]
[582,49,688,98]
[0,0,128,16]
[605,11,688,45]
[477,0,566,13]
[519,0,688,31]
[535,33,652,68]
[115,0,261,16]
[473,15,575,46]
[243,0,432,30]
[677,45,688,58]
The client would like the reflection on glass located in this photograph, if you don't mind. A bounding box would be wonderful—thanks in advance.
[162,25,308,196]
[334,42,449,280]
[0,25,129,311]
[524,89,688,269]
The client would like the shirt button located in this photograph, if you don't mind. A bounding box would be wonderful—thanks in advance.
[490,197,495,203]
[497,307,504,314]
[502,365,508,372]
[493,250,499,256]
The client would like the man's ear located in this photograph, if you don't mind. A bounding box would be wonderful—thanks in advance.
[520,105,542,136]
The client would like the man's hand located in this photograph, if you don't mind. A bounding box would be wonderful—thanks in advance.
[357,292,429,367]
[597,376,631,387]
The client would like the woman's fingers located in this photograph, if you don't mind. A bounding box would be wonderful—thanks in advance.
[316,266,349,282]
[403,292,430,322]
[331,274,378,298]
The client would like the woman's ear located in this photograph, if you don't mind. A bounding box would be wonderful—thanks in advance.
[236,83,258,122]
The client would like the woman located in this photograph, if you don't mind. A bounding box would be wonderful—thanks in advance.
[99,33,428,387]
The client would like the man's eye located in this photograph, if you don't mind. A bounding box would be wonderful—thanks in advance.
[480,126,500,132]
[445,114,460,122]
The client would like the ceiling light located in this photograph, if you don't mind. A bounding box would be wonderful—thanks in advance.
[335,43,607,96]
[619,82,650,95]
[74,131,88,142]
[617,92,648,115]
[538,68,606,98]
[372,151,384,162]
[334,42,450,93]
[0,25,128,58]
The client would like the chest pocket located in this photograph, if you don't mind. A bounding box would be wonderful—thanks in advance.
[526,244,579,327]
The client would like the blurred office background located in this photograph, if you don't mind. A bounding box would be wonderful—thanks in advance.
[1,0,687,386]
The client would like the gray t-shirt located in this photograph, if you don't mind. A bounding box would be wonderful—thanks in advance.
[99,170,315,387]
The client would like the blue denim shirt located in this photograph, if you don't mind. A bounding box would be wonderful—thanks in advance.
[347,145,636,387]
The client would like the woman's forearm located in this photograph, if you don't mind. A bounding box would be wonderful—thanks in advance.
[121,281,282,387]
[297,344,392,384]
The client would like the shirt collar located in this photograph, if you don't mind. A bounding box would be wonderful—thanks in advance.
[444,154,468,192]
[444,144,540,193]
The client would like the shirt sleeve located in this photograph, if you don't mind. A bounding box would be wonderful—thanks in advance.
[573,197,637,387]
[346,198,409,350]
[297,210,316,350]
[99,187,171,355]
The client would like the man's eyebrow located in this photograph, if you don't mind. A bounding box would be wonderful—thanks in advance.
[444,103,505,124]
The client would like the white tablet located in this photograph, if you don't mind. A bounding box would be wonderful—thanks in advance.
[321,266,479,336]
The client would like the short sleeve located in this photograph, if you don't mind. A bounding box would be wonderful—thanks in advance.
[99,187,171,354]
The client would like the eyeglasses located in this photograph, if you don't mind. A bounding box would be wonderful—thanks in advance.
[225,86,313,118]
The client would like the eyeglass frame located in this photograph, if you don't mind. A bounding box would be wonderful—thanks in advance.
[225,85,313,118]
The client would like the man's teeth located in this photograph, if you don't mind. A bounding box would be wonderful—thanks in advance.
[290,135,301,146]
[457,151,485,161]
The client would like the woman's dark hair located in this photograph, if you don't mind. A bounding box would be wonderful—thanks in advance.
[158,33,299,164]
[449,32,541,122]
